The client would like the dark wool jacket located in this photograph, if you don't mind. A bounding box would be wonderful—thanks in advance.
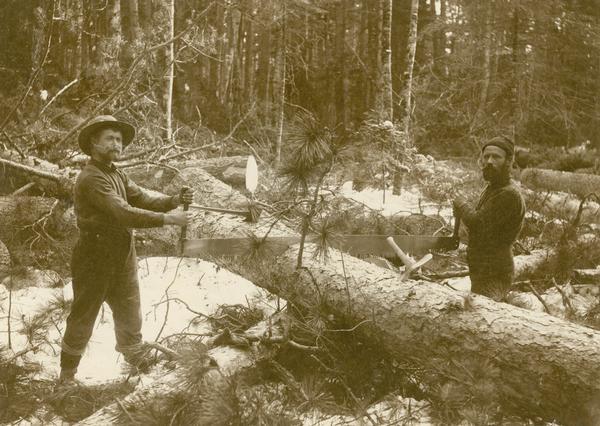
[455,178,525,274]
[74,159,178,234]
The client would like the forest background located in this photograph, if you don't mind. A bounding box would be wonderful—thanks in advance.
[1,1,600,425]
[0,0,598,168]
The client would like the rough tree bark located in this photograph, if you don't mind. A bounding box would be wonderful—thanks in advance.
[470,0,493,139]
[380,0,393,122]
[401,0,419,138]
[334,0,348,128]
[4,154,600,422]
[274,2,286,167]
[166,0,175,142]
[119,0,140,67]
[521,168,600,200]
[128,165,600,424]
[366,0,380,112]
[393,0,419,196]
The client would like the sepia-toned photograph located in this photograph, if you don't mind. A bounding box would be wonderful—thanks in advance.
[1,0,599,424]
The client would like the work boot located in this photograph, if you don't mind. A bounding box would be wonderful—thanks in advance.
[122,342,156,372]
[59,368,77,382]
[54,368,81,393]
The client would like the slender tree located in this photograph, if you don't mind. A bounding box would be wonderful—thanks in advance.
[274,1,286,166]
[402,0,419,138]
[380,0,393,121]
[470,0,494,142]
[334,0,348,127]
[119,0,140,66]
[166,0,175,142]
[366,0,380,112]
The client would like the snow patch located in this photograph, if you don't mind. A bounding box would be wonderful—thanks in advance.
[339,182,453,222]
[0,257,274,386]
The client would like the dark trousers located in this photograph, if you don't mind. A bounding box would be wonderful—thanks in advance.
[469,270,514,301]
[61,230,142,369]
[467,248,514,301]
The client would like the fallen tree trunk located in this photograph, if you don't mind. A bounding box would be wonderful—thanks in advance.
[521,168,600,199]
[121,155,248,187]
[0,155,76,197]
[134,166,600,424]
[78,318,290,424]
[0,152,249,198]
[6,156,600,422]
[177,155,247,180]
[520,185,600,224]
[262,248,600,423]
[0,196,75,243]
[0,195,78,273]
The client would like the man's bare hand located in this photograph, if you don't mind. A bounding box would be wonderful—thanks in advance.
[175,187,194,206]
[164,211,194,226]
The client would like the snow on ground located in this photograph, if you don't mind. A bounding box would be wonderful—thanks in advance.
[339,180,471,292]
[339,181,454,223]
[0,257,275,385]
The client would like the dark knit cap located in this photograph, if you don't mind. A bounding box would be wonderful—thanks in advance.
[481,136,514,158]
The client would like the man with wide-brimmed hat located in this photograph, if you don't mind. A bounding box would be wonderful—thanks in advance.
[59,115,194,383]
[452,136,526,300]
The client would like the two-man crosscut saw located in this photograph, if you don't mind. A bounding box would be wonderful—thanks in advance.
[182,220,460,259]
[180,155,460,258]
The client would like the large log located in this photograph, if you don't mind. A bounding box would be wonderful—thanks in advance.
[78,323,270,425]
[0,152,247,198]
[6,156,600,421]
[135,165,600,424]
[520,185,600,224]
[521,168,600,199]
[122,155,249,188]
[0,196,76,243]
[0,153,77,197]
[0,195,78,273]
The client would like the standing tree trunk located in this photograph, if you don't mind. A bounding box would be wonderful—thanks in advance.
[256,3,272,124]
[119,0,140,67]
[469,0,493,143]
[380,0,393,122]
[80,1,97,77]
[432,0,446,76]
[138,0,153,37]
[274,2,286,167]
[30,3,49,101]
[166,0,175,142]
[243,0,255,103]
[391,0,410,108]
[393,0,419,195]
[510,0,521,145]
[366,0,381,112]
[401,0,419,138]
[224,6,239,113]
[334,0,348,128]
[98,0,120,71]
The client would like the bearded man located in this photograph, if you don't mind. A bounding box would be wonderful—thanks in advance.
[453,137,526,300]
[59,115,194,383]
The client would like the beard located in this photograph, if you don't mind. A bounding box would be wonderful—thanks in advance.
[97,148,121,163]
[482,163,510,183]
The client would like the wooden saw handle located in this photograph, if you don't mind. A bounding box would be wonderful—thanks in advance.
[180,186,191,254]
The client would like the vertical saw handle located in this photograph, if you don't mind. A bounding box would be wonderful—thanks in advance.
[180,186,191,254]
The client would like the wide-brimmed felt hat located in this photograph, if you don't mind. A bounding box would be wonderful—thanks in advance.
[78,115,135,155]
